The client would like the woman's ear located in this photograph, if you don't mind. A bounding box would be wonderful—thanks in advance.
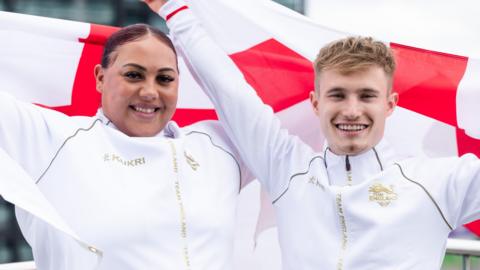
[94,64,104,94]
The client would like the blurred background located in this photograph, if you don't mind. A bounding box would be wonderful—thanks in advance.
[0,0,478,269]
[0,0,304,30]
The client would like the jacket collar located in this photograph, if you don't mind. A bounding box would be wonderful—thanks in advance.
[322,139,397,186]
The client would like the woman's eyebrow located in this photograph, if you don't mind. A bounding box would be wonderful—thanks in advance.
[157,67,177,73]
[122,63,146,71]
[122,63,176,73]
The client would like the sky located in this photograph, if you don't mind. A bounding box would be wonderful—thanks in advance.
[305,0,480,58]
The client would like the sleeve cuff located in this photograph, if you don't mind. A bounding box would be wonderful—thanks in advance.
[158,0,189,21]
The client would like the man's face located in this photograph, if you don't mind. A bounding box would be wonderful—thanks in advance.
[310,66,398,155]
[95,35,179,137]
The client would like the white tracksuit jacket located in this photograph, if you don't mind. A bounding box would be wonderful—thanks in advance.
[0,91,251,270]
[162,1,480,269]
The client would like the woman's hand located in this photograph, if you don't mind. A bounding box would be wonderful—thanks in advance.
[141,0,168,13]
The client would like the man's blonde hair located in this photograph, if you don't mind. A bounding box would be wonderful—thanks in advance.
[314,36,396,92]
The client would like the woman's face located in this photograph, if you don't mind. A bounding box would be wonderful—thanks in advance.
[95,35,179,137]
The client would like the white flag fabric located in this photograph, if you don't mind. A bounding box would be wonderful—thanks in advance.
[0,0,479,268]
[0,149,102,269]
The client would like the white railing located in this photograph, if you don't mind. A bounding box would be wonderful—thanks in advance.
[446,238,480,270]
[0,238,478,270]
[0,261,35,270]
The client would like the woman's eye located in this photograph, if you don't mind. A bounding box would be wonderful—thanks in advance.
[157,75,174,84]
[124,71,143,80]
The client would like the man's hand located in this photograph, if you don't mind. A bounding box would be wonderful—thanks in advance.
[141,0,168,13]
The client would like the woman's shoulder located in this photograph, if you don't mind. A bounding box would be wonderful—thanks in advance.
[181,120,237,152]
[182,120,226,137]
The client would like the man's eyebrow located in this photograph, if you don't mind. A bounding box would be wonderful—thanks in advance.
[326,87,345,94]
[359,88,380,94]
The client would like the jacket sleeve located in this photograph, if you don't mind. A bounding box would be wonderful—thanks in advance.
[445,154,480,227]
[160,1,317,199]
[411,155,480,229]
[0,91,74,179]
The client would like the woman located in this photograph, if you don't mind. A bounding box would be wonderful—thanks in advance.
[0,17,251,270]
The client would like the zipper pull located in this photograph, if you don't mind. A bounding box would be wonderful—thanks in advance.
[345,155,353,186]
[345,155,351,171]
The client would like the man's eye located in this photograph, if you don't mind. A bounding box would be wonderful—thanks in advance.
[328,94,344,99]
[361,94,376,100]
[124,71,143,80]
[157,75,174,84]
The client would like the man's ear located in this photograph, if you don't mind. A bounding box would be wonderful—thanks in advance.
[309,90,320,116]
[94,64,104,94]
[387,91,399,116]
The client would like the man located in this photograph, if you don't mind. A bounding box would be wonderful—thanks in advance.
[146,0,480,269]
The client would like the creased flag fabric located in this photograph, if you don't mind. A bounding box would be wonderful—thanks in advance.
[0,0,479,265]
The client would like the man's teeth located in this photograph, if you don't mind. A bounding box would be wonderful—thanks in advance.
[133,106,156,113]
[337,124,367,131]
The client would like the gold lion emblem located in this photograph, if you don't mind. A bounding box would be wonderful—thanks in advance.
[368,183,398,207]
[184,151,200,171]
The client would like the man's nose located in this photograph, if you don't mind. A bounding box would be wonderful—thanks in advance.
[342,98,362,119]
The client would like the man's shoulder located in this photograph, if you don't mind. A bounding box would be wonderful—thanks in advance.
[391,154,478,183]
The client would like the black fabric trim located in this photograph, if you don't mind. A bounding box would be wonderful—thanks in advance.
[35,119,102,185]
[323,147,329,168]
[394,163,453,231]
[185,131,242,193]
[372,147,384,171]
[272,155,324,204]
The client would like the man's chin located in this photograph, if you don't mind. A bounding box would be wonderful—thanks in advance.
[332,143,371,156]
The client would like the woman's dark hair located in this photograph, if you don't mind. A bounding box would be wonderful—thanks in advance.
[101,23,177,68]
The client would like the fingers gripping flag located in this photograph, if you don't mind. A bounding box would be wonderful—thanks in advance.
[0,0,479,241]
